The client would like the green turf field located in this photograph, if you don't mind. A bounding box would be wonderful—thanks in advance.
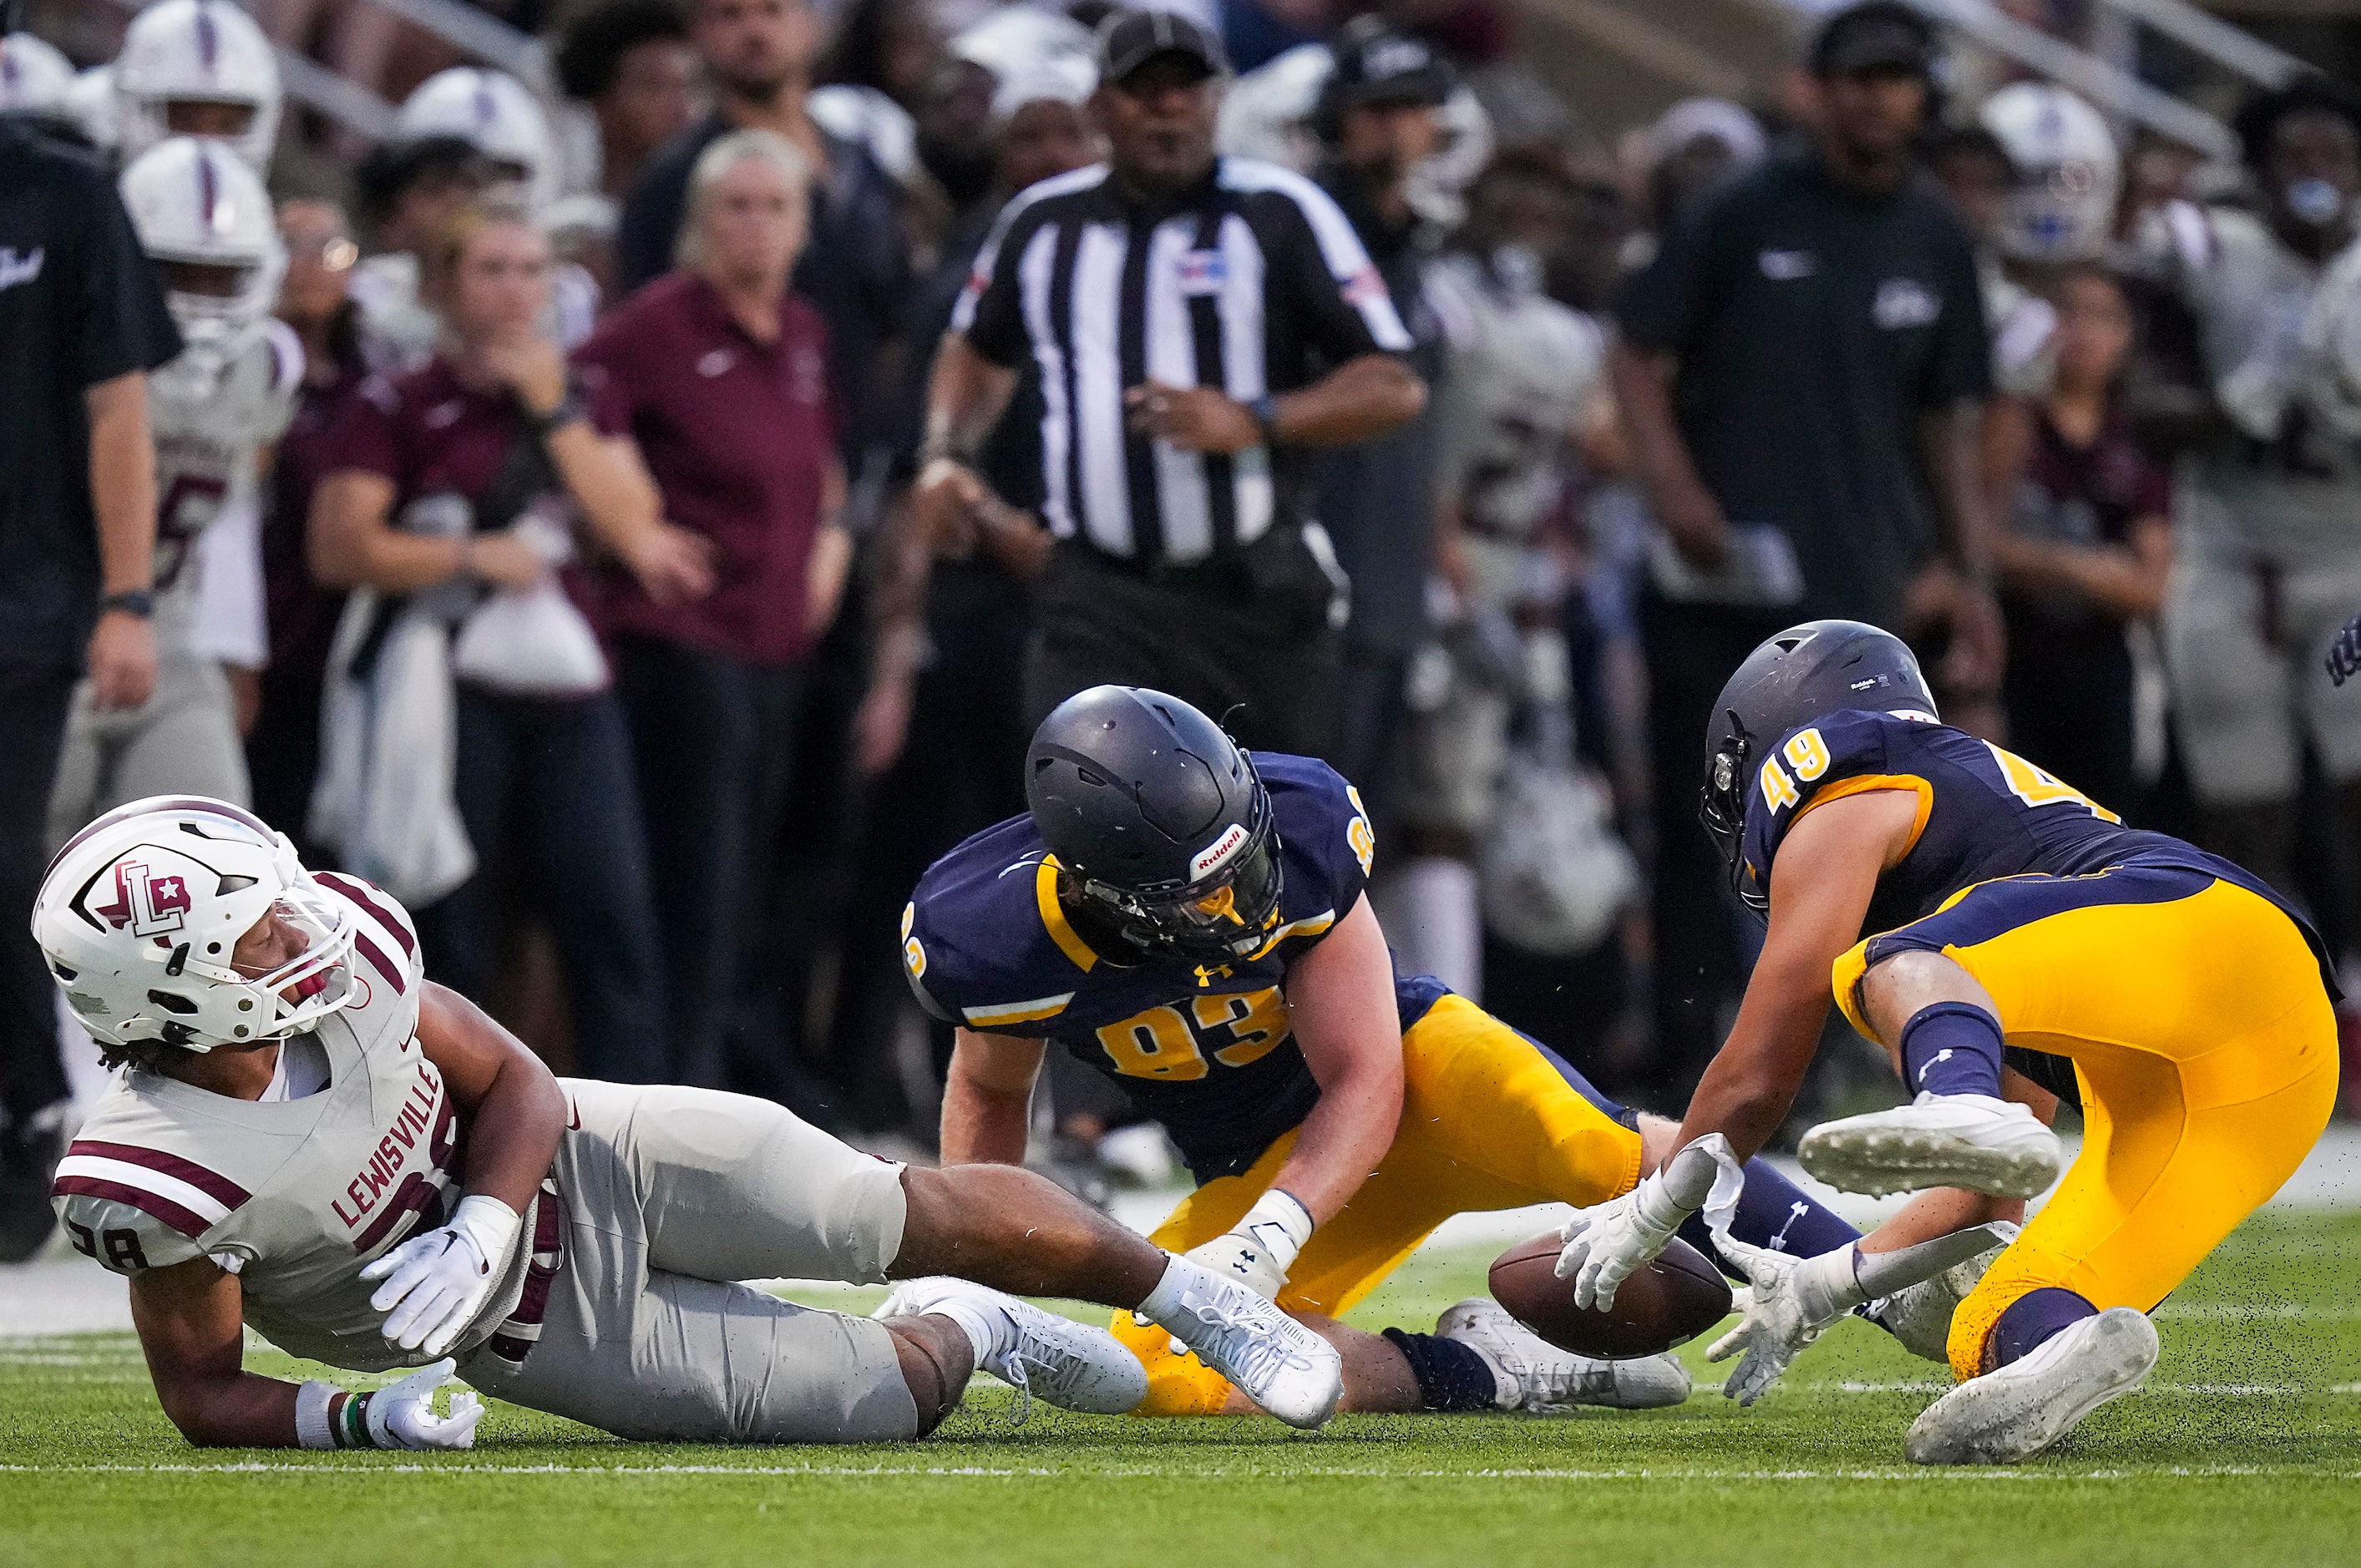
[6,1210,2358,1567]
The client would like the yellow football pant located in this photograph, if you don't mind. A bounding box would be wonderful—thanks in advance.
[1833,873,2338,1383]
[1112,992,1644,1416]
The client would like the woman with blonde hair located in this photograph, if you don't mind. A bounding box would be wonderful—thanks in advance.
[310,198,712,1083]
[575,129,852,1089]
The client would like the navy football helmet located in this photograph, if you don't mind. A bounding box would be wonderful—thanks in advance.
[1700,620,1936,912]
[1026,686,1282,959]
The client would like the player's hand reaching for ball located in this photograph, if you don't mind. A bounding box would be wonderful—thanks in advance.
[1705,1237,1863,1406]
[361,1195,521,1357]
[1554,1171,1690,1313]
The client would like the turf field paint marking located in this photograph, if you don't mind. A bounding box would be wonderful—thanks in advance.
[0,1462,2344,1482]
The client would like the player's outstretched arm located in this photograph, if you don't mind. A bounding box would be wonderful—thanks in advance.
[940,1029,1046,1166]
[1266,893,1407,1226]
[130,1255,298,1446]
[1674,789,1920,1163]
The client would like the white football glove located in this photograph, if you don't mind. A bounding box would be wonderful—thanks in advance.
[1704,1237,1867,1406]
[367,1358,484,1450]
[1183,1188,1313,1302]
[1553,1171,1690,1313]
[360,1195,521,1357]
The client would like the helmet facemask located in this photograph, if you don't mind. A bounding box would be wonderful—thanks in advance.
[1076,827,1286,959]
[1698,710,1767,916]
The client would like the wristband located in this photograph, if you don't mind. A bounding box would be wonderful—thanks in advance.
[295,1379,341,1449]
[1234,1187,1315,1273]
[526,394,587,440]
[1247,393,1281,446]
[344,1390,376,1449]
[99,589,155,620]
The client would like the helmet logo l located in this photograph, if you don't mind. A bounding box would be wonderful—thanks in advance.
[94,860,193,938]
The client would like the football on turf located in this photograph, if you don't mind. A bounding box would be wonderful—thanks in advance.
[1487,1231,1733,1358]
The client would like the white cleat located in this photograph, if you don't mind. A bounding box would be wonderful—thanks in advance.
[1905,1306,2158,1464]
[1148,1267,1344,1429]
[1436,1297,1690,1412]
[1799,1092,2065,1199]
[875,1277,1148,1419]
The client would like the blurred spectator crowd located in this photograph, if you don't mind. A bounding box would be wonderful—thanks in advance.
[8,0,2361,1193]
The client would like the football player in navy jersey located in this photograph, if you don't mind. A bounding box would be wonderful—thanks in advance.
[907,685,1900,1419]
[1553,620,2338,1464]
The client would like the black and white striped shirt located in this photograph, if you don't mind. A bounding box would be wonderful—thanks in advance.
[953,157,1413,566]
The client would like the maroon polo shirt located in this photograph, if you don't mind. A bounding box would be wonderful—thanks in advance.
[572,271,838,667]
[330,355,631,620]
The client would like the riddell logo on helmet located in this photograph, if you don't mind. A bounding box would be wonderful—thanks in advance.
[1192,824,1249,881]
[93,860,194,938]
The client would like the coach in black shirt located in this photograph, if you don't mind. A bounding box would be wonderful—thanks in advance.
[0,111,180,1256]
[914,9,1426,757]
[1609,1,1999,1094]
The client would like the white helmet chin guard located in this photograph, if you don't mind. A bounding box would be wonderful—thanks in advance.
[114,0,283,173]
[1979,83,2121,264]
[119,136,287,365]
[397,67,559,213]
[34,797,357,1055]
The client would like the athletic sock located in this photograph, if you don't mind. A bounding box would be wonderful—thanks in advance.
[1987,1287,2098,1369]
[920,1295,1004,1373]
[1678,1156,1862,1279]
[1381,1329,1502,1412]
[1900,1001,2006,1099]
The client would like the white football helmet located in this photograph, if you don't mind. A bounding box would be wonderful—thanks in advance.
[35,797,357,1055]
[0,30,74,122]
[119,136,288,365]
[1217,43,1330,172]
[114,0,282,173]
[397,67,558,213]
[1979,83,2121,264]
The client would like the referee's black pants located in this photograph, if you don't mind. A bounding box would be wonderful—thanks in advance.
[1025,538,1345,762]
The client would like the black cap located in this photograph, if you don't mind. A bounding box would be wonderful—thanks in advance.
[1326,18,1452,112]
[1810,1,1938,78]
[1097,8,1229,86]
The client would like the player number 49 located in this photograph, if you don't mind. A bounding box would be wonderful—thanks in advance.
[1758,727,1832,814]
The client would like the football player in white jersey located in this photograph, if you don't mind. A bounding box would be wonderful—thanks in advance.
[37,797,1346,1450]
[113,0,282,172]
[47,138,299,850]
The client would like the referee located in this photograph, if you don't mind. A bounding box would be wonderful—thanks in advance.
[0,36,180,1257]
[912,8,1426,757]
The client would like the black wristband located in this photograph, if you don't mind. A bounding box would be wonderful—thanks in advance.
[99,589,155,620]
[527,397,587,440]
[1248,394,1281,446]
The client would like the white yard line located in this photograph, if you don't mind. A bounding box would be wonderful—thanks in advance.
[0,1461,2347,1481]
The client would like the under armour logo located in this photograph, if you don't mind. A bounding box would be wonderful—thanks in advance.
[1193,963,1233,988]
[93,860,194,938]
[1916,1048,1953,1085]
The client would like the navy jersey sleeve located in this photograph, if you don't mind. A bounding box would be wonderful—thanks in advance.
[1738,710,1938,894]
[902,819,1092,1037]
[1255,752,1376,942]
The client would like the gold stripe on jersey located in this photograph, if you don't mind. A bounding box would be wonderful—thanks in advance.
[962,993,1077,1028]
[1791,772,1935,854]
[1035,857,1101,973]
